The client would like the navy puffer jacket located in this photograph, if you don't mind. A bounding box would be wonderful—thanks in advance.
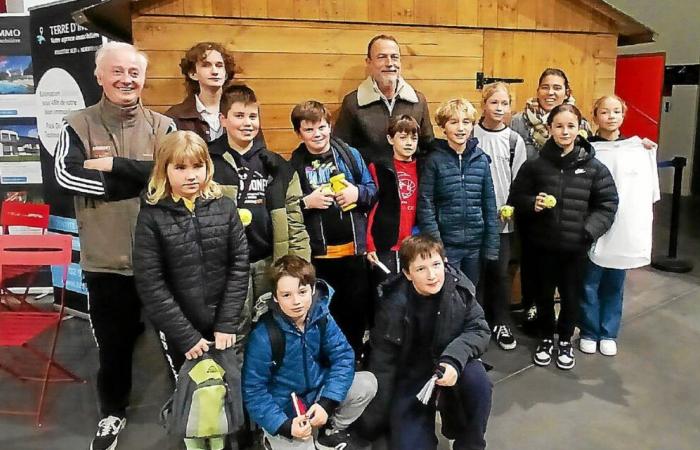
[133,195,249,354]
[417,138,500,260]
[242,281,355,435]
[508,136,618,251]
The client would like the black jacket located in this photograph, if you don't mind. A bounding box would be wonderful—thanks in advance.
[508,136,618,252]
[133,195,249,354]
[355,265,490,439]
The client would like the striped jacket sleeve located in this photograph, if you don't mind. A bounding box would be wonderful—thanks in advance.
[53,122,106,197]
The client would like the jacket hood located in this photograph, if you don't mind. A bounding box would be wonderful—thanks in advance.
[379,263,475,300]
[208,133,266,159]
[268,279,335,330]
[433,137,483,161]
[140,192,217,214]
[540,135,595,169]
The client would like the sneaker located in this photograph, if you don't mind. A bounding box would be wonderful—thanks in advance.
[91,415,126,450]
[599,339,618,356]
[316,427,367,450]
[556,341,575,370]
[525,305,538,322]
[579,338,597,354]
[493,325,517,350]
[533,339,554,366]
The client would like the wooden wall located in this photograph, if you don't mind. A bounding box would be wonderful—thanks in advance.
[134,0,619,155]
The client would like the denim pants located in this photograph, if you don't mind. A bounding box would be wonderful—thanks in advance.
[581,260,626,340]
[444,247,481,289]
[389,360,492,450]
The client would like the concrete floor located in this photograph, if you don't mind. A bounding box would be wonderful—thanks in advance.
[1,195,699,450]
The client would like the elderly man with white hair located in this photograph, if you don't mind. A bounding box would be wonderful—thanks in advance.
[54,42,174,450]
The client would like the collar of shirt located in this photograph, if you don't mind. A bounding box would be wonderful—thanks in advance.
[171,194,196,212]
[195,94,223,139]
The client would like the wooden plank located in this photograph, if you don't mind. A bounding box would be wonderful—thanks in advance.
[320,0,344,21]
[240,1,267,18]
[368,0,392,23]
[478,0,498,27]
[435,0,458,26]
[456,0,478,26]
[155,0,184,15]
[593,78,615,100]
[294,0,320,20]
[133,20,484,57]
[392,0,415,24]
[144,78,482,106]
[345,0,368,22]
[497,0,518,28]
[515,0,536,29]
[589,34,617,59]
[535,0,554,30]
[146,51,481,80]
[271,0,296,19]
[414,0,437,26]
[212,0,241,17]
[594,57,616,80]
[183,0,213,17]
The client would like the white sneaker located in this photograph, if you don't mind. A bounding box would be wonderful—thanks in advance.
[579,338,597,354]
[599,339,617,356]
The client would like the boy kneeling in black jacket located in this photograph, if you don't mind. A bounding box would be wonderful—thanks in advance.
[356,234,492,450]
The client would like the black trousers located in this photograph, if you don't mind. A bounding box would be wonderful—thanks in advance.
[389,360,492,450]
[516,231,537,310]
[85,272,144,417]
[314,255,370,356]
[531,247,587,341]
[477,233,511,327]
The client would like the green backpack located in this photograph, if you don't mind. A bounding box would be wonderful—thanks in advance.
[162,350,244,440]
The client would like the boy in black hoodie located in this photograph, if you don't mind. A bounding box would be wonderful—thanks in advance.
[209,85,310,339]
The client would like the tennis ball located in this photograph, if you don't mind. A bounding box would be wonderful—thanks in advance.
[543,195,557,208]
[500,205,514,219]
[238,208,252,226]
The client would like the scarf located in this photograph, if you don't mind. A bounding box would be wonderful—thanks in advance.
[522,96,588,150]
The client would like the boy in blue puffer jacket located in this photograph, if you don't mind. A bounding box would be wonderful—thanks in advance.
[417,98,499,289]
[242,255,377,450]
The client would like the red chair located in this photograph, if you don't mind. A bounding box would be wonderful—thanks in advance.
[0,234,85,427]
[0,200,51,311]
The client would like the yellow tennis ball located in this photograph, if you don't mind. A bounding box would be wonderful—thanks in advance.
[238,208,252,226]
[500,205,514,219]
[544,195,557,208]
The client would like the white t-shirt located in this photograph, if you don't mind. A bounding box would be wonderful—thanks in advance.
[195,94,224,141]
[473,124,527,233]
[589,136,660,269]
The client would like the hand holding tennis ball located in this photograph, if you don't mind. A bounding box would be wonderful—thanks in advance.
[499,205,514,221]
[238,208,252,226]
[535,193,557,212]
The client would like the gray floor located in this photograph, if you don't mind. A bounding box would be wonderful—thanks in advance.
[1,195,699,450]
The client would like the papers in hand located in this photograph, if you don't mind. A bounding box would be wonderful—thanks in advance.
[374,259,391,274]
[416,375,439,405]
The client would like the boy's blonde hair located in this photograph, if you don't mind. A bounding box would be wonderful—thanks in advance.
[146,131,222,205]
[481,82,512,104]
[435,98,477,128]
[592,94,628,118]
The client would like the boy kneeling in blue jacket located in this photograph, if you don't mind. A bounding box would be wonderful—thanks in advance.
[242,255,377,450]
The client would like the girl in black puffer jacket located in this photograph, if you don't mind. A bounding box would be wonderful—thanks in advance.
[134,130,249,369]
[509,104,618,371]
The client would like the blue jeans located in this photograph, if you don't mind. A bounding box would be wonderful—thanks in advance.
[581,260,626,340]
[444,247,481,288]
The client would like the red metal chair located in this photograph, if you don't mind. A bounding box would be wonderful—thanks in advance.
[0,234,85,427]
[0,200,51,311]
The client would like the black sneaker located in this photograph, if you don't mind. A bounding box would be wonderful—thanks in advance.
[493,324,517,350]
[90,415,126,450]
[533,339,554,366]
[316,427,368,450]
[556,340,575,370]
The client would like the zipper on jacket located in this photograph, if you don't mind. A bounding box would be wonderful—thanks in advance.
[190,211,206,300]
[555,169,564,232]
[300,329,311,392]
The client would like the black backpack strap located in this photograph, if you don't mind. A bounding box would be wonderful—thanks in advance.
[508,129,519,170]
[262,313,285,375]
[331,137,362,183]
